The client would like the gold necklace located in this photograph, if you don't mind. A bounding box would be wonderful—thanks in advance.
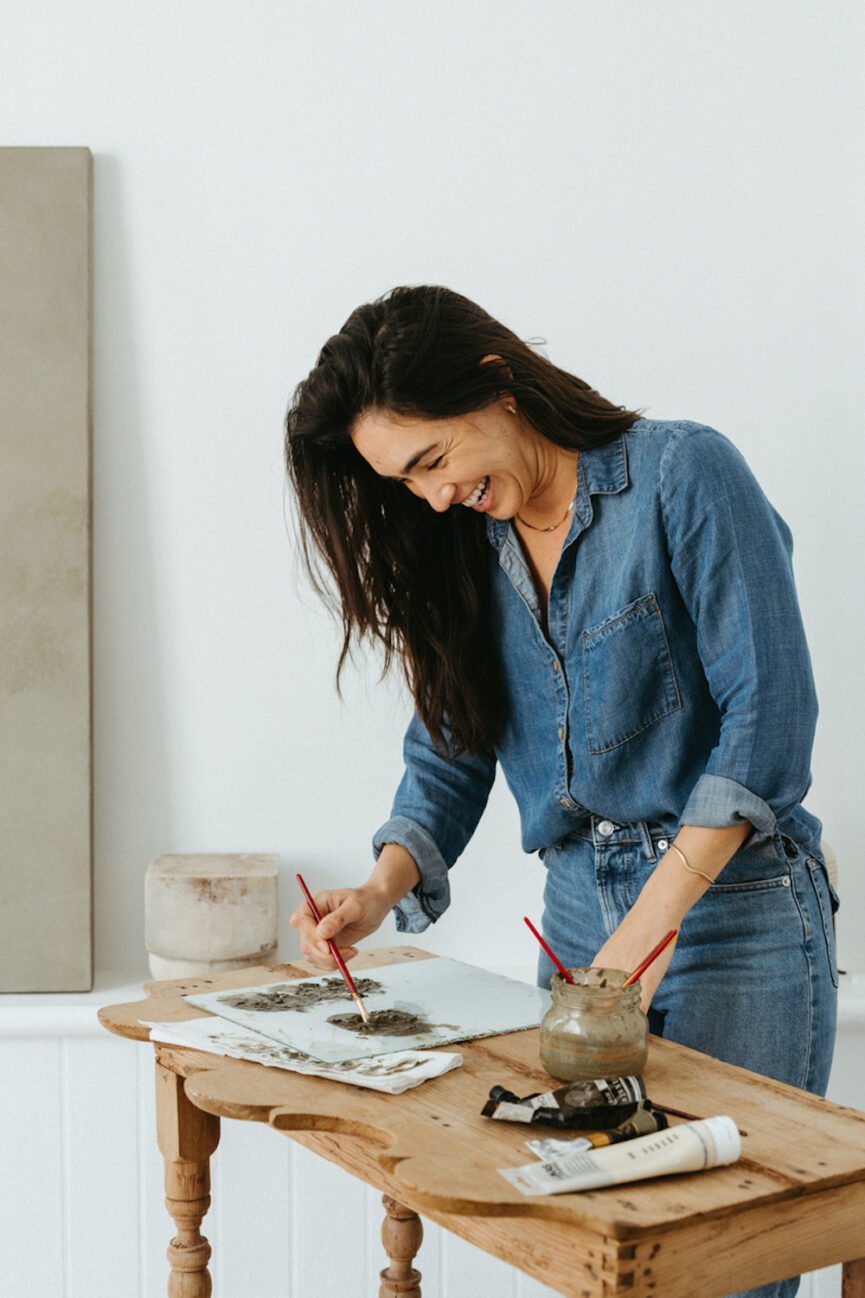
[516,494,576,533]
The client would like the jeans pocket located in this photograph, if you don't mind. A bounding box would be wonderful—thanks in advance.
[582,592,682,753]
[708,874,792,895]
[806,855,839,988]
[709,845,791,892]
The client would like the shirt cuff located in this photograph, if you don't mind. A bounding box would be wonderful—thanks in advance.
[372,815,451,935]
[679,773,776,846]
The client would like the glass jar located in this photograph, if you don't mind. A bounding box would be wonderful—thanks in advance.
[539,966,649,1082]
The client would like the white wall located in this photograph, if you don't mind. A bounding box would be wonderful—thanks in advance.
[1,1,862,976]
[2,8,863,1298]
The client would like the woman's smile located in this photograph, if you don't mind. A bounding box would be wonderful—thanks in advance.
[350,402,573,523]
[461,475,491,510]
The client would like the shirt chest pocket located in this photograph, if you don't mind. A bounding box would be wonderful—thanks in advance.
[582,593,682,754]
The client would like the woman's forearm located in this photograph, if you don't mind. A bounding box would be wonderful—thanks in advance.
[592,822,753,1008]
[364,842,421,908]
[636,822,753,925]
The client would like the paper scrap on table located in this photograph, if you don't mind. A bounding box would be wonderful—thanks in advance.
[142,1016,462,1093]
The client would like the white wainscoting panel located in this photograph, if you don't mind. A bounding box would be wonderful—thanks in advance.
[64,1038,142,1295]
[0,1040,65,1294]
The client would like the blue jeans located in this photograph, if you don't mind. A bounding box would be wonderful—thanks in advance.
[538,819,839,1298]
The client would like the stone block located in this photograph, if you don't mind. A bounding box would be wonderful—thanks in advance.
[145,854,279,978]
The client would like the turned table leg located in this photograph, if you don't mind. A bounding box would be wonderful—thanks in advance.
[380,1194,423,1298]
[155,1061,220,1298]
[843,1258,865,1298]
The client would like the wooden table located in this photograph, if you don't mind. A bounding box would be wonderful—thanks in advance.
[99,946,865,1298]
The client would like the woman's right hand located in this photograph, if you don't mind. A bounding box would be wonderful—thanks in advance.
[289,883,395,969]
[290,845,422,970]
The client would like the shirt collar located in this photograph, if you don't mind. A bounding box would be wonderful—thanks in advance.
[485,431,630,551]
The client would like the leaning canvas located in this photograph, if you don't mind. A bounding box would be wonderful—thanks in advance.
[0,147,93,991]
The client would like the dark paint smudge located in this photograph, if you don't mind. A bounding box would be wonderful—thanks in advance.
[327,1008,459,1038]
[217,976,385,1014]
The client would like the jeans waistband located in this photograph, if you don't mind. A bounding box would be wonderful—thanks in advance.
[566,816,673,862]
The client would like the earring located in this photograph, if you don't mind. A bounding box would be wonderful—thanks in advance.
[507,405,517,414]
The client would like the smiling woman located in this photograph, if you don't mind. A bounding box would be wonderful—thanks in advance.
[285,285,637,754]
[351,401,580,526]
[283,285,837,1298]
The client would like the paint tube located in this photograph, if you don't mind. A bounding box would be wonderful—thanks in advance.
[525,1105,667,1159]
[482,1074,646,1128]
[499,1115,741,1195]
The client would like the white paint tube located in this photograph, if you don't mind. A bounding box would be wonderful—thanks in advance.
[500,1115,741,1196]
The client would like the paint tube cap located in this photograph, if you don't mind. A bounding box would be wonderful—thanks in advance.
[702,1115,742,1165]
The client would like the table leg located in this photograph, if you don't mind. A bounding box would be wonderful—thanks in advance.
[380,1194,423,1298]
[155,1061,220,1298]
[843,1258,865,1298]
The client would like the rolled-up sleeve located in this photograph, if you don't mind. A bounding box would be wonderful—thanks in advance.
[373,712,497,933]
[661,427,818,841]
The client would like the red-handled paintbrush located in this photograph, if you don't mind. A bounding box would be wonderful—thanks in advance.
[622,929,678,988]
[296,873,370,1023]
[523,917,576,984]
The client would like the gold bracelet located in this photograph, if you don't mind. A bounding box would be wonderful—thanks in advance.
[669,841,715,886]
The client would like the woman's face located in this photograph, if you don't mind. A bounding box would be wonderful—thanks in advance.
[350,400,559,520]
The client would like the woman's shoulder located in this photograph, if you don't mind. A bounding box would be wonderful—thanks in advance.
[624,417,749,478]
[626,416,725,447]
[623,417,777,534]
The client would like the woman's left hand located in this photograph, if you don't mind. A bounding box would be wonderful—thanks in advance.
[591,922,678,1014]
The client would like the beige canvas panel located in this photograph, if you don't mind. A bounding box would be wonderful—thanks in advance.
[0,147,93,990]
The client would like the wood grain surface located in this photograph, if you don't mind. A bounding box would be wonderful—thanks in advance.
[99,946,865,1243]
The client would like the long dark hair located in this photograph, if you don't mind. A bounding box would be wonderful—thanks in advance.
[285,286,638,754]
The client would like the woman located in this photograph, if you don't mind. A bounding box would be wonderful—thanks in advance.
[286,286,837,1298]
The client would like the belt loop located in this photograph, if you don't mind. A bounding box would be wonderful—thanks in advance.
[637,821,657,863]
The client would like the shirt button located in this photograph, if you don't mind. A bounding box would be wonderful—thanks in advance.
[597,819,615,836]
[559,797,573,808]
[658,838,669,852]
[552,661,560,673]
[558,727,564,740]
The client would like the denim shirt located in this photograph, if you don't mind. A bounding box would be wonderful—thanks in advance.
[372,419,821,933]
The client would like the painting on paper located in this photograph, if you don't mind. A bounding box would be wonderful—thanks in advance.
[184,957,550,1063]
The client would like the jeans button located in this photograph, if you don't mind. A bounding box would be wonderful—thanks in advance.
[597,819,615,837]
[657,838,669,852]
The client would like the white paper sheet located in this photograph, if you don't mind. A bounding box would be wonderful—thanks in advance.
[142,1015,462,1093]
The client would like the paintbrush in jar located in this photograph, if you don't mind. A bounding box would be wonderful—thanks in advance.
[622,929,678,988]
[523,917,576,984]
[296,873,371,1024]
